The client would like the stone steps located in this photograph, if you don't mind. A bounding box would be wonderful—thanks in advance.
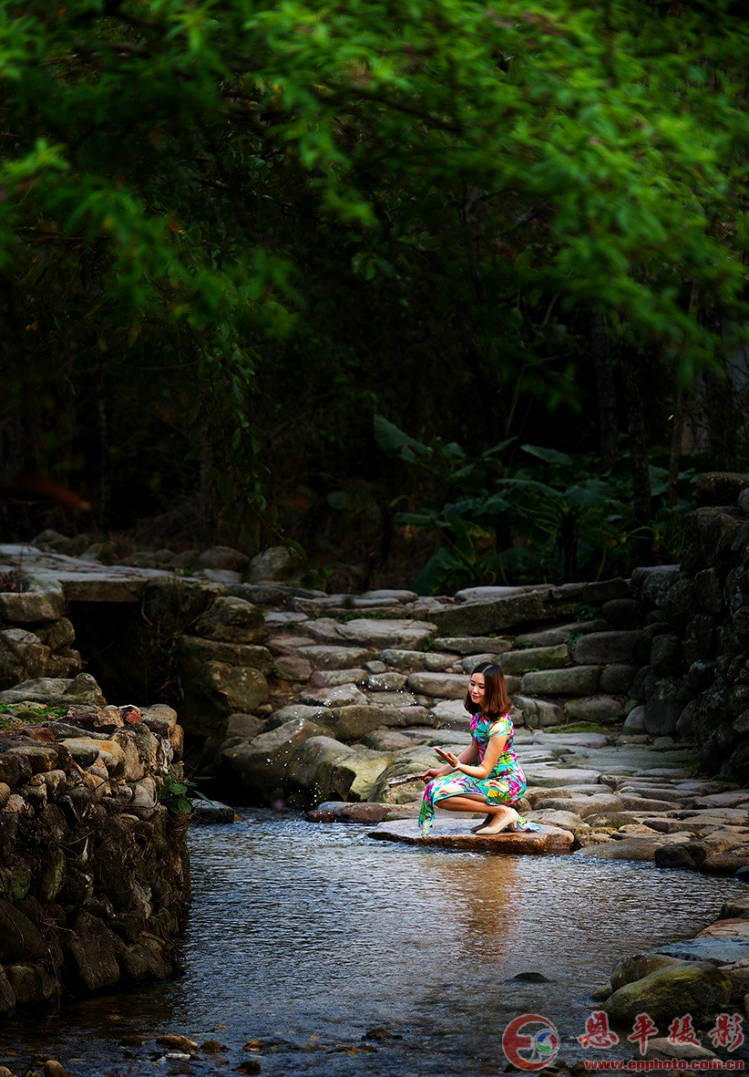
[212,579,673,813]
[263,592,643,739]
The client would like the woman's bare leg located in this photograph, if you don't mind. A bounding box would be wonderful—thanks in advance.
[435,794,490,816]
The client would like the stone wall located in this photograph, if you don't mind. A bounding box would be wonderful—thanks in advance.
[0,700,189,1018]
[0,550,273,757]
[629,472,749,781]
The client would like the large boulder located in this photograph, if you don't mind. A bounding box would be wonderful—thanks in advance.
[0,672,106,707]
[298,741,393,802]
[193,596,266,643]
[219,717,326,803]
[0,628,52,688]
[0,582,65,624]
[248,545,304,582]
[323,705,413,742]
[603,961,732,1026]
[179,659,269,738]
[177,635,272,672]
[286,735,355,800]
[610,952,686,991]
[194,546,249,573]
[65,911,122,992]
[511,696,564,728]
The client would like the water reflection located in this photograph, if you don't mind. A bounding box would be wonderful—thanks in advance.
[0,814,744,1077]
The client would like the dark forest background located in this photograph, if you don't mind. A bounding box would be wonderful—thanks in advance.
[1,0,747,592]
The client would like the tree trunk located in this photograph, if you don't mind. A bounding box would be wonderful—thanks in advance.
[621,354,652,560]
[591,313,619,469]
[667,385,686,508]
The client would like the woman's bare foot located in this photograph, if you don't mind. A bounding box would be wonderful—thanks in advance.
[470,814,493,833]
[474,807,519,835]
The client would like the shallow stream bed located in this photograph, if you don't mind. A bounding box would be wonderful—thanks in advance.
[1,813,744,1076]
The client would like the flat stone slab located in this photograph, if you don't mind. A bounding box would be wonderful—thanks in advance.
[264,611,308,624]
[378,648,455,672]
[432,636,512,656]
[532,732,609,748]
[339,619,436,649]
[523,765,603,787]
[296,644,376,668]
[574,833,692,861]
[453,585,529,603]
[406,672,467,698]
[656,937,749,965]
[566,746,693,774]
[534,793,626,817]
[369,816,573,854]
[499,645,570,674]
[299,684,368,708]
[0,545,171,602]
[693,790,749,809]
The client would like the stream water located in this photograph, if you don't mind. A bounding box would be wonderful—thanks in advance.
[0,812,744,1077]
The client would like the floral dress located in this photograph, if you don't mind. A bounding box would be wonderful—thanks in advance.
[418,712,535,836]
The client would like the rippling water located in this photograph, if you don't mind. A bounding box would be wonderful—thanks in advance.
[1,813,744,1077]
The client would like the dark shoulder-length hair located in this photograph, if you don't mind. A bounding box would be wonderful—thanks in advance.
[464,661,510,717]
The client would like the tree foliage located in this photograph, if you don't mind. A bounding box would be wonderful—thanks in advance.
[0,0,746,575]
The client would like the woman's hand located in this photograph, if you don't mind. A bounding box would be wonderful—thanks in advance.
[434,747,459,768]
[420,767,442,782]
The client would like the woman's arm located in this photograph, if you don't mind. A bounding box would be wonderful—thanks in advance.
[422,738,479,781]
[437,733,507,780]
[459,740,479,765]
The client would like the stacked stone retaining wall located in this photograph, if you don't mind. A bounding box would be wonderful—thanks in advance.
[628,473,749,781]
[0,700,189,1018]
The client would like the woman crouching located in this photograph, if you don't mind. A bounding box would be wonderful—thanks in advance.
[418,661,535,837]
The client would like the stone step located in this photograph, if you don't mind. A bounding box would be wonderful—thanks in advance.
[514,620,608,647]
[432,636,512,655]
[378,648,456,673]
[405,672,467,699]
[457,652,514,672]
[299,617,436,650]
[571,630,645,665]
[511,696,563,729]
[496,644,570,674]
[521,666,601,695]
[293,643,376,668]
[308,668,369,687]
[563,695,627,723]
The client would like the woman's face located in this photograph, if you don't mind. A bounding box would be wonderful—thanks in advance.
[468,672,486,708]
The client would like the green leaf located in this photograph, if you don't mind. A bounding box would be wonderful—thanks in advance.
[520,444,573,467]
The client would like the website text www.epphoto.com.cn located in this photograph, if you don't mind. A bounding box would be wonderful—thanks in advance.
[582,1060,745,1071]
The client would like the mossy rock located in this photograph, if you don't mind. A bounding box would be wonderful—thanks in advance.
[603,961,732,1026]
